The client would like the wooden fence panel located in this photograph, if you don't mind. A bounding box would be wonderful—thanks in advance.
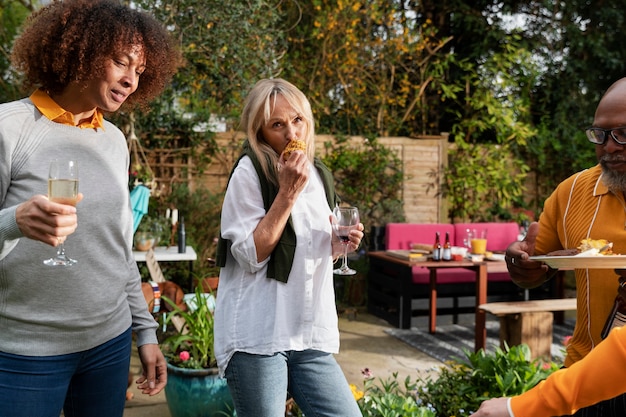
[140,132,449,223]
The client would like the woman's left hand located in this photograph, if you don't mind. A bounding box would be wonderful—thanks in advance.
[330,216,364,258]
[136,344,168,396]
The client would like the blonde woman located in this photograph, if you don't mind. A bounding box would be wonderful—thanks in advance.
[215,78,364,417]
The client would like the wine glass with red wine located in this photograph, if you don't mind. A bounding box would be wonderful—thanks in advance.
[332,206,360,275]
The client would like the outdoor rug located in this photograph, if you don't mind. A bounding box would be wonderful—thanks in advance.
[385,319,576,363]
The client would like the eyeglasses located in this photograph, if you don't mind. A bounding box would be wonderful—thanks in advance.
[586,127,626,145]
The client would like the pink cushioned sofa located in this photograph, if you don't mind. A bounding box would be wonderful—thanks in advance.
[367,222,557,329]
[385,222,517,285]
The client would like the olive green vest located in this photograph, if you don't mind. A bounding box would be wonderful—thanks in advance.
[215,141,337,283]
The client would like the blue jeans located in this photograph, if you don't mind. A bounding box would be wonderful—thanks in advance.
[0,327,132,417]
[225,349,362,417]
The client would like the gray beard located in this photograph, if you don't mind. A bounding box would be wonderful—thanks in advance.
[600,161,626,191]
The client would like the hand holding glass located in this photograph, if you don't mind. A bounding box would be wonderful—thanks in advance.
[332,206,360,275]
[43,159,79,266]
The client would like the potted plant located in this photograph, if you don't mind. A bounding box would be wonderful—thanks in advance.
[161,286,234,417]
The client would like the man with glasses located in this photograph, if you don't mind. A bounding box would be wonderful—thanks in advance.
[478,78,626,416]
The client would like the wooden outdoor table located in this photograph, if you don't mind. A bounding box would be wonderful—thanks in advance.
[367,251,508,351]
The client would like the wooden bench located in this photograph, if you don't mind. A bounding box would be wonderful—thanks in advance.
[479,298,577,360]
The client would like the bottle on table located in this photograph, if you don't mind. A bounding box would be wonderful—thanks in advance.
[442,232,452,261]
[432,232,442,261]
[177,216,186,254]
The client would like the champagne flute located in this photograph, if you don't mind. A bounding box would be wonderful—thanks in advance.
[332,206,360,275]
[43,159,79,266]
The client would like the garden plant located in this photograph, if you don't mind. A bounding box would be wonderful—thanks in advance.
[287,343,560,416]
[355,343,559,417]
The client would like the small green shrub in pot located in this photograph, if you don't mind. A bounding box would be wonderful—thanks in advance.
[160,286,234,417]
[161,286,216,369]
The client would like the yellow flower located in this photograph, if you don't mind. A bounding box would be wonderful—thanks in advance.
[349,383,364,401]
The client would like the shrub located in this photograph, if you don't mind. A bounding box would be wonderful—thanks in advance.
[358,373,435,417]
[416,343,559,416]
[288,343,559,416]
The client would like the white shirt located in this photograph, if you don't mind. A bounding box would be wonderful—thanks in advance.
[214,156,340,376]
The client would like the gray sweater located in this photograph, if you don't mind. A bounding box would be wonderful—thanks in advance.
[0,98,157,356]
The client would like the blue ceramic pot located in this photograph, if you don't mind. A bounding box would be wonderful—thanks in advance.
[165,363,235,417]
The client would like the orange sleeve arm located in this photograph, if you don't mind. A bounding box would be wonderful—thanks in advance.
[511,326,626,416]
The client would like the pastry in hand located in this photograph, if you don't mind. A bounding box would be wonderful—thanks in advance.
[283,138,306,161]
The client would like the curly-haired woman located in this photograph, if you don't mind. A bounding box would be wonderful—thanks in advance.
[0,1,181,416]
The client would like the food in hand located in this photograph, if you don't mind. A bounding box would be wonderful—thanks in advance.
[283,139,306,161]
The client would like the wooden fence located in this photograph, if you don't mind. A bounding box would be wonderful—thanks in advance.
[139,132,450,224]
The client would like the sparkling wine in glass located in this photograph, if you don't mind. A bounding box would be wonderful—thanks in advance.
[332,206,360,275]
[43,159,79,266]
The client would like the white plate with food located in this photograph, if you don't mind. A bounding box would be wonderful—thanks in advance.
[529,238,625,269]
[529,255,626,269]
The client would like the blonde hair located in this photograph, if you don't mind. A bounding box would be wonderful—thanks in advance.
[240,78,315,185]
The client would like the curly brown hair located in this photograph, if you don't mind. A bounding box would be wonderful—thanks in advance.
[11,0,182,108]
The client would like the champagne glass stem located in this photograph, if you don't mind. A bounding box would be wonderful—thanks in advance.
[56,243,66,258]
[44,240,75,266]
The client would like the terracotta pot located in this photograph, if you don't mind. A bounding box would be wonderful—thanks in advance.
[197,277,219,293]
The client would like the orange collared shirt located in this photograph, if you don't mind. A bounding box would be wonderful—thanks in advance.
[30,89,105,130]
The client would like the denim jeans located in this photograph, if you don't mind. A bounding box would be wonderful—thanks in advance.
[0,327,132,417]
[225,349,362,417]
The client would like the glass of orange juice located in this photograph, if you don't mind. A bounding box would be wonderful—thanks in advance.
[469,229,488,254]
